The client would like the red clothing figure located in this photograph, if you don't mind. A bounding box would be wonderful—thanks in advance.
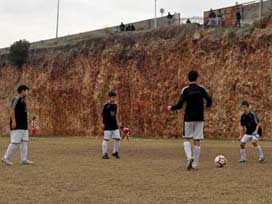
[121,127,131,141]
[30,118,38,138]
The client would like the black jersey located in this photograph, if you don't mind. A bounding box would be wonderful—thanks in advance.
[102,103,118,131]
[240,111,259,135]
[10,96,28,130]
[171,83,212,121]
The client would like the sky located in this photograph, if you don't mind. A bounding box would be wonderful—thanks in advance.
[0,0,253,48]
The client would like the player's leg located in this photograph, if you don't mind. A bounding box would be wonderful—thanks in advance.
[20,130,33,164]
[192,140,201,169]
[126,134,129,142]
[2,130,22,165]
[192,122,204,169]
[240,134,250,162]
[252,135,265,162]
[102,131,111,159]
[32,129,36,139]
[112,129,121,159]
[183,122,194,170]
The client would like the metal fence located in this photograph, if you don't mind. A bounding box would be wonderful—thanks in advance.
[204,0,272,26]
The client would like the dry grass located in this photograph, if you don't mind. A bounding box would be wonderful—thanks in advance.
[0,137,271,204]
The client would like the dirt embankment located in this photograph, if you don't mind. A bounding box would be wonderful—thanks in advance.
[0,25,272,138]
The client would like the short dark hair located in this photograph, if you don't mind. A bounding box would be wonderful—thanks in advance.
[32,116,36,119]
[17,85,29,93]
[241,100,249,107]
[108,91,117,97]
[188,70,198,82]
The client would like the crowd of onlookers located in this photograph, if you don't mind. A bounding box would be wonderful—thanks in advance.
[118,7,244,33]
[119,22,136,32]
[207,8,242,27]
[118,11,177,32]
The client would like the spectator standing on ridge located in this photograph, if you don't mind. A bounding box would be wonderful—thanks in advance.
[131,24,136,31]
[167,12,173,25]
[235,10,242,27]
[208,9,216,26]
[120,22,125,31]
[217,9,223,26]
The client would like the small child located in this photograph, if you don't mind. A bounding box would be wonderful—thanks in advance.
[30,116,38,139]
[120,126,131,142]
[239,100,265,163]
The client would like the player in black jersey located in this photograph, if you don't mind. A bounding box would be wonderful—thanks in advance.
[239,100,265,163]
[101,91,121,159]
[2,85,34,165]
[168,70,212,170]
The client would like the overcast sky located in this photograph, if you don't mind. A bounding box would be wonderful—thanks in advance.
[0,0,251,48]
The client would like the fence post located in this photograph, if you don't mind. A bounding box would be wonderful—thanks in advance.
[259,0,263,20]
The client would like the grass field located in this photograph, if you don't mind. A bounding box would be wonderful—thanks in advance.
[0,137,271,204]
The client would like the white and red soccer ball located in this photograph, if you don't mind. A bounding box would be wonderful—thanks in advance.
[214,155,227,168]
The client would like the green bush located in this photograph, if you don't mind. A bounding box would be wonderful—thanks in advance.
[8,40,30,68]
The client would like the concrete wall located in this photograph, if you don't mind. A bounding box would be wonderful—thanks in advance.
[0,13,180,53]
[204,0,272,26]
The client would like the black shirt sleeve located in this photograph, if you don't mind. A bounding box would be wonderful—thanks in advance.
[202,88,212,108]
[240,115,245,126]
[11,97,19,110]
[171,92,186,111]
[252,112,259,124]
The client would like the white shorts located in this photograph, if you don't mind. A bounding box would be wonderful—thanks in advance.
[104,130,121,140]
[10,130,29,144]
[183,122,204,140]
[241,134,260,144]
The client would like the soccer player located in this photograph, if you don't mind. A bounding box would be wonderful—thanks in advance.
[120,125,131,142]
[101,91,121,159]
[168,70,212,170]
[2,85,34,165]
[30,116,38,140]
[239,100,265,163]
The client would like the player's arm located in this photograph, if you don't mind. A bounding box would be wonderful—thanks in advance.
[253,123,261,136]
[252,112,261,135]
[203,88,212,108]
[115,105,120,127]
[239,116,246,140]
[168,93,185,111]
[10,109,16,129]
[100,105,106,129]
[10,98,18,129]
[239,125,245,140]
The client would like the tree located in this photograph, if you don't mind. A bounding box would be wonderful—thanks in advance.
[8,40,30,68]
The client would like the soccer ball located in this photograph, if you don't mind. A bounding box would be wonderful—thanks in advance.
[214,155,227,168]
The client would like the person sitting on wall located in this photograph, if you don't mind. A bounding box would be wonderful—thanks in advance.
[235,10,242,27]
[208,9,217,26]
[120,22,125,31]
[126,24,131,31]
[186,19,191,24]
[167,12,173,25]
